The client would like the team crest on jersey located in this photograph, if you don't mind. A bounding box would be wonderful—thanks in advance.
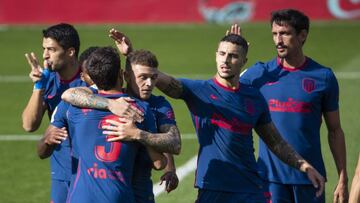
[302,78,316,93]
[244,99,255,115]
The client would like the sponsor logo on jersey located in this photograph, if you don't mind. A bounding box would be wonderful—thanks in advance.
[87,162,125,183]
[268,98,311,113]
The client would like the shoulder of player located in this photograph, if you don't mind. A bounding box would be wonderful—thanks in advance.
[306,57,333,71]
[179,78,206,86]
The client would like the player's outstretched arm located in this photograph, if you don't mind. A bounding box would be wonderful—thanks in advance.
[255,122,325,197]
[37,125,68,159]
[349,154,360,203]
[62,87,144,122]
[160,153,179,193]
[109,28,133,56]
[22,53,48,132]
[156,72,184,99]
[103,118,181,154]
[324,110,349,203]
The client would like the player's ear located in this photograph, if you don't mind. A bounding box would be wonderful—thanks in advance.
[67,47,76,57]
[299,29,308,45]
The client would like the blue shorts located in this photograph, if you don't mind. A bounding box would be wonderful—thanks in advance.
[50,179,70,203]
[195,189,266,203]
[264,181,325,203]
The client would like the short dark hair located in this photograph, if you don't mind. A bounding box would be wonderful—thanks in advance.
[125,49,158,72]
[42,23,80,57]
[271,9,310,34]
[220,34,248,56]
[79,46,99,67]
[86,47,121,90]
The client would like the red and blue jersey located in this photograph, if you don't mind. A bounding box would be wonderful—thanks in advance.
[57,92,156,202]
[132,95,177,203]
[240,57,339,184]
[179,78,271,193]
[43,68,85,117]
[45,68,86,182]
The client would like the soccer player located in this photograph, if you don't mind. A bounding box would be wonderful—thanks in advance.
[21,23,85,203]
[155,33,325,202]
[61,29,181,201]
[52,47,166,202]
[239,9,348,203]
[79,46,98,87]
[349,154,360,203]
[62,46,181,201]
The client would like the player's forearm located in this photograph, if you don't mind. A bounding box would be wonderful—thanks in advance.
[146,146,167,170]
[164,153,176,172]
[138,125,181,154]
[62,87,109,110]
[22,90,46,132]
[156,72,183,99]
[256,122,307,171]
[328,128,348,181]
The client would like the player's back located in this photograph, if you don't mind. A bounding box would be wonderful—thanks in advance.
[66,92,151,203]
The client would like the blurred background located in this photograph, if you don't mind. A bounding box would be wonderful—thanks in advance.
[0,0,359,202]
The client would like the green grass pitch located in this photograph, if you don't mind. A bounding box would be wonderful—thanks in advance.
[0,21,359,202]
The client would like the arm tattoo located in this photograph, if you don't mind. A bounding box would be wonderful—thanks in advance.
[255,122,304,170]
[157,76,184,99]
[163,78,183,99]
[67,88,109,110]
[139,124,181,154]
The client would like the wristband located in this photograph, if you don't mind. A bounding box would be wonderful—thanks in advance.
[33,68,51,90]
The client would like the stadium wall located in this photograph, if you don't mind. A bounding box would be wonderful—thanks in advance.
[1,0,359,24]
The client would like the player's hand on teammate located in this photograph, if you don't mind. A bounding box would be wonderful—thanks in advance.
[160,170,179,193]
[225,24,250,46]
[333,178,349,203]
[109,28,133,56]
[301,162,325,197]
[226,24,241,36]
[102,117,141,142]
[108,97,144,123]
[44,127,68,145]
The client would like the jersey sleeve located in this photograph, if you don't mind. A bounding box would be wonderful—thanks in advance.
[256,92,272,126]
[322,69,339,112]
[153,96,176,127]
[240,62,266,88]
[50,101,70,128]
[178,78,199,99]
